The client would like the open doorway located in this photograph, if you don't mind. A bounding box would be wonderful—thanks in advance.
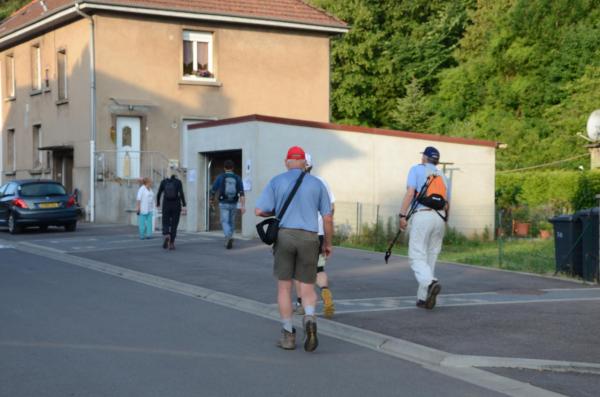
[205,150,243,232]
[52,148,74,193]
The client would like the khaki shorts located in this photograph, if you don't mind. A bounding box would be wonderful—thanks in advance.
[273,228,320,283]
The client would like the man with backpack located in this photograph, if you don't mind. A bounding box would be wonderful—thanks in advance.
[398,146,450,310]
[210,160,245,249]
[157,174,186,250]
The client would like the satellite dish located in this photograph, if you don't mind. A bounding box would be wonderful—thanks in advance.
[587,110,600,141]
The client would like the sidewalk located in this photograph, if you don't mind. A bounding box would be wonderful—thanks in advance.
[2,224,599,396]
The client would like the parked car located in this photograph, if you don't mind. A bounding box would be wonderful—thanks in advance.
[0,179,78,234]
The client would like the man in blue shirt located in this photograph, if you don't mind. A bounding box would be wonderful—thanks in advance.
[255,146,333,352]
[399,146,450,310]
[210,160,245,249]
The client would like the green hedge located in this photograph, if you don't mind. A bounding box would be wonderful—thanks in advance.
[572,170,600,210]
[496,170,600,212]
[496,171,577,211]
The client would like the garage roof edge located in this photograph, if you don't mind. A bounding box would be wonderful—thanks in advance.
[187,114,498,148]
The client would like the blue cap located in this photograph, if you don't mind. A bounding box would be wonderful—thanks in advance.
[422,146,440,160]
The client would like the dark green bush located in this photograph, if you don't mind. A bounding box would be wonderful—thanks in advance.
[572,171,600,210]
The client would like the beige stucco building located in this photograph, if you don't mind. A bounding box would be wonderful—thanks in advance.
[0,0,347,222]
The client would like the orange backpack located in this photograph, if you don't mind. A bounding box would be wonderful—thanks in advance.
[416,173,447,211]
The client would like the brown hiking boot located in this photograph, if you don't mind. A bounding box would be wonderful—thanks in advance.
[321,288,335,318]
[425,281,441,310]
[303,316,318,352]
[277,328,296,350]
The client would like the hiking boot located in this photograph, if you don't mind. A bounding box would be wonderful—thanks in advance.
[416,300,427,309]
[226,238,233,249]
[162,235,170,249]
[425,281,441,310]
[321,288,335,318]
[294,301,305,315]
[303,316,318,352]
[277,328,296,350]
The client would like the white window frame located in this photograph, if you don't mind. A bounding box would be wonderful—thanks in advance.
[182,31,215,81]
[57,49,68,100]
[6,55,15,98]
[32,45,41,91]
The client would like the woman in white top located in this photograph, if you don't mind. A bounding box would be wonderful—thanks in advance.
[136,177,154,239]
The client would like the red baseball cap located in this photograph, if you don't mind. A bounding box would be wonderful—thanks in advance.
[286,146,306,160]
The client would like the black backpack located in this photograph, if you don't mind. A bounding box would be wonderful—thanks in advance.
[164,179,178,201]
[219,174,239,203]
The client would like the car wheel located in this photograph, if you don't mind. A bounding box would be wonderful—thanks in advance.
[8,213,22,234]
[65,222,77,232]
[39,225,48,232]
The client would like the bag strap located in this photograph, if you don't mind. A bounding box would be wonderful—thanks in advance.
[276,172,306,220]
[412,174,448,222]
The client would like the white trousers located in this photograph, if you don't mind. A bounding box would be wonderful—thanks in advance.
[408,211,445,301]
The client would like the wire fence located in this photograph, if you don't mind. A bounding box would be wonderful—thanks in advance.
[333,200,566,276]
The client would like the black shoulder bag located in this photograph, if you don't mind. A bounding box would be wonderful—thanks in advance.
[256,172,306,245]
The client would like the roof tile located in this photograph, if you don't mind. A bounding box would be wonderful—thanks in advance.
[0,0,346,39]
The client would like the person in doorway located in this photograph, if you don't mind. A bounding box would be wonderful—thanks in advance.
[399,146,449,310]
[157,174,186,250]
[295,153,336,318]
[210,160,246,249]
[255,146,333,352]
[136,177,154,240]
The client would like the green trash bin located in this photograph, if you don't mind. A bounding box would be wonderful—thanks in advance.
[549,214,583,277]
[576,208,599,283]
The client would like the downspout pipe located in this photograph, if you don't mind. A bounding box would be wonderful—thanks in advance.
[75,2,96,222]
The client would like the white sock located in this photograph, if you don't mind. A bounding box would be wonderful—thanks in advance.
[304,305,315,316]
[282,318,293,333]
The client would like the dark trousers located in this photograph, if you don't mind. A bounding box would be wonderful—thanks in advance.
[162,204,181,242]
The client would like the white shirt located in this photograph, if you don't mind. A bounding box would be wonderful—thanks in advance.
[137,185,154,214]
[316,176,335,236]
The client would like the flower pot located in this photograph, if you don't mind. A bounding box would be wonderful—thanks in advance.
[539,229,552,239]
[513,221,530,237]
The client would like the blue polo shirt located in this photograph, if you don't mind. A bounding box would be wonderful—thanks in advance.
[256,168,331,233]
[407,163,451,210]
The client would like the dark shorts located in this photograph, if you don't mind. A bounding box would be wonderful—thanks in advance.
[273,228,320,283]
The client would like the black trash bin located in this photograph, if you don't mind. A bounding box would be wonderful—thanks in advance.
[576,208,599,283]
[549,214,582,277]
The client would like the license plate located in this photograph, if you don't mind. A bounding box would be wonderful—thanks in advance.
[39,202,60,209]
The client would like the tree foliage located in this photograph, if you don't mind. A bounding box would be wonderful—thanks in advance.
[0,0,30,21]
[310,0,600,170]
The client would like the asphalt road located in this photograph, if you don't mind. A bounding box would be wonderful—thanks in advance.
[1,248,504,397]
[1,224,599,396]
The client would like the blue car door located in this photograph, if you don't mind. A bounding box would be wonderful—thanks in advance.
[0,183,12,224]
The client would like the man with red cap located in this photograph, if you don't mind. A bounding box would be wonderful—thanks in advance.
[255,146,333,352]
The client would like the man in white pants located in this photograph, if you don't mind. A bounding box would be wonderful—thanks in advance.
[399,146,449,309]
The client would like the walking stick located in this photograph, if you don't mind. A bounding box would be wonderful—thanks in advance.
[384,228,403,264]
[384,196,422,264]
